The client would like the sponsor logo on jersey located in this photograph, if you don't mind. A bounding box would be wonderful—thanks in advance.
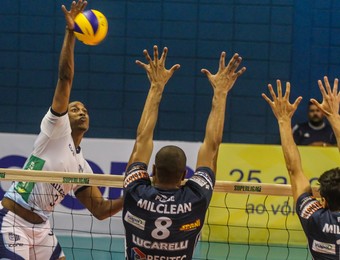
[125,211,146,231]
[299,199,322,219]
[131,248,187,260]
[194,171,213,189]
[69,144,75,156]
[8,233,20,242]
[312,240,336,255]
[6,233,24,248]
[322,223,340,234]
[51,183,66,197]
[7,243,24,248]
[155,195,175,203]
[179,219,201,231]
[132,234,188,251]
[124,170,149,188]
[131,247,146,260]
[189,176,207,187]
[14,155,46,202]
[137,199,192,214]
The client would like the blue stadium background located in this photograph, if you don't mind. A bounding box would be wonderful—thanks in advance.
[1,0,339,144]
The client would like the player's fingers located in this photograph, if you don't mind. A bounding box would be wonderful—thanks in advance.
[276,80,282,99]
[227,53,239,73]
[219,52,226,71]
[235,67,246,77]
[268,84,277,101]
[324,76,332,94]
[310,98,330,116]
[310,98,321,107]
[292,96,302,109]
[61,5,68,14]
[160,47,168,65]
[169,64,180,73]
[230,56,243,73]
[135,60,147,69]
[317,79,327,98]
[153,45,159,65]
[333,78,339,96]
[143,49,152,64]
[284,82,291,100]
[201,68,212,77]
[80,1,87,12]
[261,93,273,105]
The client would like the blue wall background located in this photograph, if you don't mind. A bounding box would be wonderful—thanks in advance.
[0,0,338,144]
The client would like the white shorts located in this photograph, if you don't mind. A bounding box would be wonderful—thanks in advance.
[0,202,65,260]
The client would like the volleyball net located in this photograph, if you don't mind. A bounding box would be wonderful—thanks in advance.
[0,167,314,260]
[1,137,338,259]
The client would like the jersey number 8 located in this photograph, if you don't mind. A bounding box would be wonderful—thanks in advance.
[151,217,172,240]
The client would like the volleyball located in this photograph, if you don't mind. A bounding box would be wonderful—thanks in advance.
[74,9,108,46]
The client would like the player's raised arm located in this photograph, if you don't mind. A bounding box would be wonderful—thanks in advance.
[197,53,245,173]
[262,80,310,202]
[310,76,340,152]
[126,46,180,168]
[52,0,87,115]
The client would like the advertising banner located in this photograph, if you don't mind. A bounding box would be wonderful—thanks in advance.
[202,143,339,246]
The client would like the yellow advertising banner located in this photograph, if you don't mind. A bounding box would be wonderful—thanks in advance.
[202,143,339,246]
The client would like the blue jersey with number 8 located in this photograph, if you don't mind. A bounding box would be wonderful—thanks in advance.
[123,162,215,260]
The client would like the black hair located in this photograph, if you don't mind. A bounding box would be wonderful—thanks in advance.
[318,167,340,211]
[155,145,187,184]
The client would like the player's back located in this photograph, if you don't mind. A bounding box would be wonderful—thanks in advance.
[297,193,340,259]
[123,163,215,260]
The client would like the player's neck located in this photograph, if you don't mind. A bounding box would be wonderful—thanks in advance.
[154,182,180,190]
[71,132,84,149]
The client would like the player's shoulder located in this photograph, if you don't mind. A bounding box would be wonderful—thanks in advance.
[296,193,324,219]
[186,167,215,191]
[124,162,150,189]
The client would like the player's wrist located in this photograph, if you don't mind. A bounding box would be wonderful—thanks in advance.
[66,25,74,32]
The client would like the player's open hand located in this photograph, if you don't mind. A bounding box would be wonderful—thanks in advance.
[201,52,246,95]
[262,80,302,121]
[62,0,87,31]
[136,45,180,88]
[310,76,340,117]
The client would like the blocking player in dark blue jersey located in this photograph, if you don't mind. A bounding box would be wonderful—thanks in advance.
[262,77,340,259]
[122,45,246,260]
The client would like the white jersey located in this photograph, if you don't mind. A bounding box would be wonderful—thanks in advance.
[4,109,92,221]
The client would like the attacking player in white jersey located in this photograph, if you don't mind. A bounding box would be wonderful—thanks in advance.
[122,45,245,259]
[0,1,123,259]
[262,77,340,259]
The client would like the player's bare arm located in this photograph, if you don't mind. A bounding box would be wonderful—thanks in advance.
[127,45,180,168]
[310,76,340,152]
[75,187,123,220]
[197,52,246,173]
[52,0,87,115]
[262,80,310,202]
